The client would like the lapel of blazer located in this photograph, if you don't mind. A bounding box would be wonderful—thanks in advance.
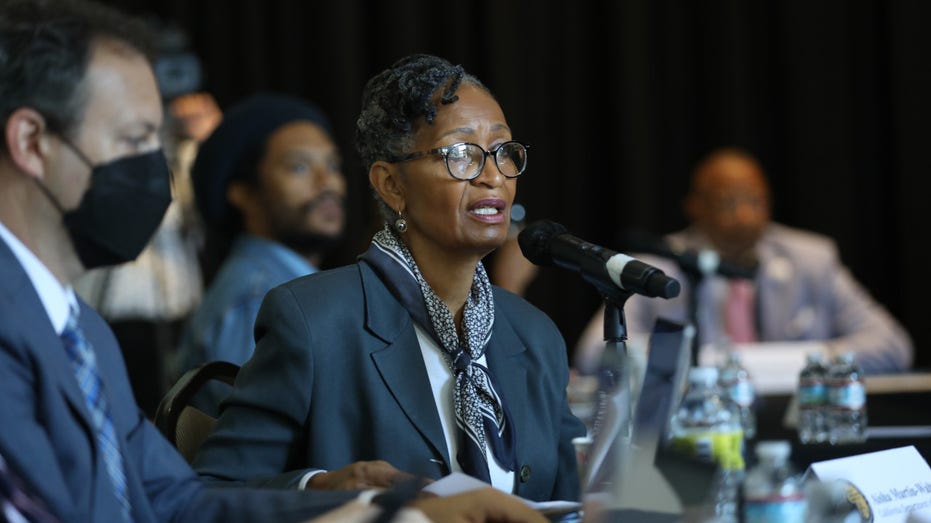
[359,264,452,470]
[483,301,530,492]
[0,242,97,440]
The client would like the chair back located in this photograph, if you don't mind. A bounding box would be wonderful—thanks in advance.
[154,361,239,463]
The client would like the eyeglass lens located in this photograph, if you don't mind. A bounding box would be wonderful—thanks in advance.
[445,142,527,180]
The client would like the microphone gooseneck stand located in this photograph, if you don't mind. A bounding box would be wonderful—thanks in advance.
[597,293,633,437]
[584,289,635,494]
[684,270,704,366]
[677,249,721,366]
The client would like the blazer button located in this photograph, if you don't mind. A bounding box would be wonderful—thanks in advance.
[519,465,531,483]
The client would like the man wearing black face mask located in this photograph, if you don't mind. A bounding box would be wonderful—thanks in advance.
[173,93,347,414]
[0,1,361,521]
[32,142,173,268]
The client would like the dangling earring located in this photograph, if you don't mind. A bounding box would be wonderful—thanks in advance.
[394,209,408,233]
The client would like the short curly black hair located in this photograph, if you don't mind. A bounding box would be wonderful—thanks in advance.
[355,54,491,224]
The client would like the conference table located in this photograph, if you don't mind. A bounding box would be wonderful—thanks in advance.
[566,371,931,522]
[753,372,931,470]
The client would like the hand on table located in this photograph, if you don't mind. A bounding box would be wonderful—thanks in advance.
[301,489,548,523]
[411,488,549,523]
[307,460,417,490]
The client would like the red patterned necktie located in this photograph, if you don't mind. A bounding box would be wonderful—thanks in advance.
[725,279,758,343]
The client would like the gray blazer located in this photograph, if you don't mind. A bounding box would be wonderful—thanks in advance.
[0,238,356,523]
[194,261,586,502]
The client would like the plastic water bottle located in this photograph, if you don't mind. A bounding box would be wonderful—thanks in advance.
[827,352,868,444]
[670,367,744,522]
[719,352,756,439]
[742,440,807,522]
[797,352,828,443]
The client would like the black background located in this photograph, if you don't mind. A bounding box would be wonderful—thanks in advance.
[104,0,931,368]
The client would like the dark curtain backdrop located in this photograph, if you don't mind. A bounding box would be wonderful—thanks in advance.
[108,0,931,368]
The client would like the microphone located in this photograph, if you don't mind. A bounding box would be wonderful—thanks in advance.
[518,220,680,299]
[620,230,757,280]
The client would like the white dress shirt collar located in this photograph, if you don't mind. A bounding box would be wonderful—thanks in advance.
[0,220,78,334]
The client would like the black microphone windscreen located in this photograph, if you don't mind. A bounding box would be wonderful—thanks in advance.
[517,220,567,266]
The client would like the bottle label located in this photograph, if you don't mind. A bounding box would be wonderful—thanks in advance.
[744,496,807,522]
[670,430,745,470]
[829,381,866,410]
[798,382,827,406]
[723,379,755,407]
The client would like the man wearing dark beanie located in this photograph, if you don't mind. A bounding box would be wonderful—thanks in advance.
[175,93,347,412]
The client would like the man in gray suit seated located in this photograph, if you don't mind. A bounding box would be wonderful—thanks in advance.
[576,147,912,378]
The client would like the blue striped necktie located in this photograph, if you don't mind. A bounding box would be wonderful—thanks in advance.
[60,308,132,522]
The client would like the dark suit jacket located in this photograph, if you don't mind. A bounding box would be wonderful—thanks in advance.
[194,262,586,501]
[0,238,356,523]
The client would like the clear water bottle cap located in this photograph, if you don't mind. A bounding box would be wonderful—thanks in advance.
[688,366,719,384]
[806,352,823,363]
[727,351,741,364]
[839,352,856,364]
[755,440,791,460]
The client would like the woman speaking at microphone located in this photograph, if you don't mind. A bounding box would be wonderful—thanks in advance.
[193,54,586,502]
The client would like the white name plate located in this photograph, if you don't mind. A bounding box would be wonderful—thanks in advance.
[808,446,931,522]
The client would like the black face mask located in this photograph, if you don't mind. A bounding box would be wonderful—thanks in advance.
[37,139,172,269]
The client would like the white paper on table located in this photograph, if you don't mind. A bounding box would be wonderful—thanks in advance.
[421,472,582,513]
[698,340,828,395]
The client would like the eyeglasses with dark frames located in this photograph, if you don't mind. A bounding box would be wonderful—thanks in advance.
[389,141,530,181]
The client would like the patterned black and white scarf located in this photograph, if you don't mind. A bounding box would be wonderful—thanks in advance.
[359,225,516,482]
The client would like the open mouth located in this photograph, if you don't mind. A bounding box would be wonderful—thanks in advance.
[468,199,507,223]
[469,198,504,214]
[471,206,501,216]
